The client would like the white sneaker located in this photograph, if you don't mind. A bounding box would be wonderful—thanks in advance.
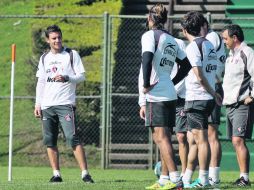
[209,177,220,187]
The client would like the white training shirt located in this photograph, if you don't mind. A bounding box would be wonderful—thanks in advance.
[36,48,85,109]
[206,30,226,82]
[185,37,217,101]
[138,30,186,106]
[170,38,186,99]
[223,42,254,105]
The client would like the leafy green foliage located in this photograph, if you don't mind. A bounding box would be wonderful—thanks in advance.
[0,0,121,167]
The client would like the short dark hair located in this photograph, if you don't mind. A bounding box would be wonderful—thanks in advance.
[223,24,244,42]
[181,11,205,36]
[200,15,209,27]
[149,4,168,29]
[45,25,62,38]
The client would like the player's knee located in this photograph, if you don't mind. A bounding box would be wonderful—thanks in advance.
[232,136,244,147]
[153,137,162,145]
[208,133,218,142]
[65,134,80,147]
[43,134,57,147]
[177,133,187,144]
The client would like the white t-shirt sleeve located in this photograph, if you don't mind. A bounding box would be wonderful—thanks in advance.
[206,31,225,81]
[206,31,220,51]
[72,50,85,75]
[176,39,187,60]
[177,47,186,60]
[246,48,254,98]
[175,38,186,51]
[36,56,45,78]
[186,42,202,67]
[35,77,45,106]
[141,31,155,54]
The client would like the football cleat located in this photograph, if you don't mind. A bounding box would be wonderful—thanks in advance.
[233,176,251,187]
[49,175,63,183]
[82,174,94,183]
[209,177,220,187]
[189,178,210,188]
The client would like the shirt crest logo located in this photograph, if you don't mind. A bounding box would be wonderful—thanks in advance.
[52,66,58,73]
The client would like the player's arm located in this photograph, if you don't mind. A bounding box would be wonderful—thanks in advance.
[172,57,192,85]
[54,50,85,84]
[244,49,254,105]
[138,66,146,120]
[54,73,85,83]
[192,66,222,105]
[34,77,45,118]
[141,31,156,93]
[34,57,45,118]
[142,51,154,93]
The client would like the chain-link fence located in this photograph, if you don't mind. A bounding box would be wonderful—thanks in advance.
[104,15,254,170]
[0,15,104,169]
[0,14,254,172]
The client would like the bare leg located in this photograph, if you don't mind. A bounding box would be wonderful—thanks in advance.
[161,154,169,176]
[152,127,177,172]
[176,132,188,174]
[192,129,210,170]
[187,131,198,171]
[47,147,60,170]
[208,124,222,167]
[182,131,197,185]
[232,136,249,173]
[73,144,88,171]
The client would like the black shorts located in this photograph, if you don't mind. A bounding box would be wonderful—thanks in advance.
[174,97,188,133]
[185,100,215,130]
[145,101,176,129]
[208,83,224,125]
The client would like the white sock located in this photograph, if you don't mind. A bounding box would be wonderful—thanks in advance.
[180,172,185,178]
[209,167,220,182]
[159,175,170,185]
[169,171,180,183]
[240,173,249,181]
[199,170,209,185]
[53,170,61,177]
[182,169,193,184]
[81,170,89,178]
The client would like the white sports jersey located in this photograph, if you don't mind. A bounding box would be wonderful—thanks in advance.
[223,42,254,105]
[138,30,186,106]
[170,38,186,99]
[185,37,217,101]
[206,30,226,82]
[36,48,85,109]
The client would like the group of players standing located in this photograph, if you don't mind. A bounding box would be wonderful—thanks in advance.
[138,3,254,189]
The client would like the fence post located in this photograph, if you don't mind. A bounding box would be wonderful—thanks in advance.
[101,12,109,169]
[105,14,113,169]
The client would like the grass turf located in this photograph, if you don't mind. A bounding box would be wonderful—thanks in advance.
[0,166,253,190]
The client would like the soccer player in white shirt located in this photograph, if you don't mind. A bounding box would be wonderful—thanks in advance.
[200,17,226,187]
[139,4,191,190]
[180,11,222,188]
[183,16,226,187]
[170,39,190,178]
[34,25,94,183]
[222,24,254,187]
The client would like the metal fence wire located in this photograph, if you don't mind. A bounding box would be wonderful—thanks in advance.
[0,15,104,168]
[0,14,254,172]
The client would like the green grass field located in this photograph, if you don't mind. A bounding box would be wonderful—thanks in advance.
[0,167,253,190]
